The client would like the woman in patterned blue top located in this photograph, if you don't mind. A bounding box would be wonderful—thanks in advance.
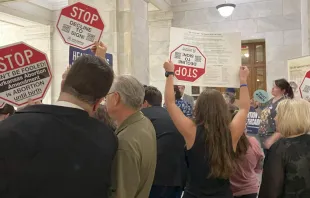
[164,85,193,117]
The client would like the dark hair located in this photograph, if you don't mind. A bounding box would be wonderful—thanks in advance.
[144,86,162,106]
[0,104,15,115]
[174,85,182,100]
[194,89,235,179]
[231,111,249,159]
[62,55,114,104]
[275,78,294,99]
[94,104,116,131]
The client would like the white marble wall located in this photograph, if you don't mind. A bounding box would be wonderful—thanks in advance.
[117,0,149,85]
[149,11,175,95]
[167,0,303,92]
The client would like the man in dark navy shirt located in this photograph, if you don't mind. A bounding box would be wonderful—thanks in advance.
[0,42,118,198]
[141,86,186,198]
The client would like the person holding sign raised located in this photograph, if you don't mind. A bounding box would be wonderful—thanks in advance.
[163,60,250,198]
[0,42,117,198]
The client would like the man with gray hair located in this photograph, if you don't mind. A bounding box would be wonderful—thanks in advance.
[105,75,156,198]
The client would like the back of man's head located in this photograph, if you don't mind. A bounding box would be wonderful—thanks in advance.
[0,104,15,116]
[111,75,144,110]
[144,86,162,106]
[62,55,114,104]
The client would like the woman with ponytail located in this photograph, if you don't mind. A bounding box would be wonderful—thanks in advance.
[258,78,294,155]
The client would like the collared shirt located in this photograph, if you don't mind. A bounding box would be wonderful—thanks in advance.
[111,111,156,198]
[54,101,84,110]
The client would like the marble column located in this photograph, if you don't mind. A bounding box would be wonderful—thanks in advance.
[148,10,173,94]
[117,0,149,85]
[301,0,309,56]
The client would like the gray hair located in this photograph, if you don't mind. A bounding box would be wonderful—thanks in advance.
[110,75,145,110]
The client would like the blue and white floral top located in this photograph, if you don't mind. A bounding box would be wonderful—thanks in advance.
[164,99,193,118]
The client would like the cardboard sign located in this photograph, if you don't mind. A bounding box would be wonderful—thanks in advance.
[246,106,261,134]
[56,2,104,49]
[170,44,206,82]
[299,70,310,100]
[0,42,52,107]
[253,90,269,104]
[168,27,241,87]
[69,46,113,66]
[0,102,4,108]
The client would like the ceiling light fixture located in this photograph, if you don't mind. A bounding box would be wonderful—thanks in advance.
[216,3,236,18]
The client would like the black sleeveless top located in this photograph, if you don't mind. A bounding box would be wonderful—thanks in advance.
[183,125,233,198]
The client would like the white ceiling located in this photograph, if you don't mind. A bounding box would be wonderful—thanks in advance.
[0,11,40,27]
[28,0,67,10]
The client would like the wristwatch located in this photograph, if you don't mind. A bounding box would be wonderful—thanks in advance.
[165,71,174,77]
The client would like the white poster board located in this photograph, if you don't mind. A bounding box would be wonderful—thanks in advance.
[169,27,241,87]
[287,56,310,98]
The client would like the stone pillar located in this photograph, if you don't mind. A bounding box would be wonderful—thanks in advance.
[301,0,309,56]
[148,10,173,94]
[117,0,149,85]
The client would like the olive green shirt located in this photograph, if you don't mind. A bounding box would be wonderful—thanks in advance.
[111,111,156,198]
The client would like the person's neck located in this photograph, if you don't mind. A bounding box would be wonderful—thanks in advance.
[273,95,282,102]
[287,133,306,138]
[58,92,93,115]
[114,107,138,127]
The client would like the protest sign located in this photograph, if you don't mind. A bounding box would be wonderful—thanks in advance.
[253,90,269,104]
[57,2,104,49]
[169,27,241,87]
[246,106,261,134]
[69,46,113,66]
[288,56,310,98]
[0,42,52,107]
[300,70,310,100]
[170,44,206,82]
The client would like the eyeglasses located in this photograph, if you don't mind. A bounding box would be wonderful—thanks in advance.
[104,92,115,101]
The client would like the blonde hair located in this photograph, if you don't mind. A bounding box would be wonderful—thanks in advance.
[276,99,310,137]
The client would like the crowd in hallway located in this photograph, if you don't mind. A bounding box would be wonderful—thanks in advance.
[0,41,310,198]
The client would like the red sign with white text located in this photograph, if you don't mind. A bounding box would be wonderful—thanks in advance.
[56,2,104,49]
[299,70,310,100]
[0,42,52,107]
[170,44,206,82]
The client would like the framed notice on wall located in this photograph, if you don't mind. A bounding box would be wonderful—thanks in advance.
[287,56,310,98]
[169,27,241,88]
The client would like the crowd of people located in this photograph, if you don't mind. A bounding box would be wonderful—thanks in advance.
[0,42,310,198]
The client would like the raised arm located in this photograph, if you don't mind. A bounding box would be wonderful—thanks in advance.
[230,66,250,150]
[163,61,196,149]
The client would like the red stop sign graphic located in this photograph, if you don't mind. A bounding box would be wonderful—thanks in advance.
[56,2,104,49]
[170,44,206,82]
[0,42,52,107]
[299,70,310,100]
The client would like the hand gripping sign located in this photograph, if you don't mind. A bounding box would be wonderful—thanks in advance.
[170,44,206,82]
[57,2,104,49]
[0,42,52,107]
[299,70,310,100]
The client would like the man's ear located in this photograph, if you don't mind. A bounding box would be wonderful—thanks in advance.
[93,98,104,112]
[142,100,149,108]
[3,113,9,119]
